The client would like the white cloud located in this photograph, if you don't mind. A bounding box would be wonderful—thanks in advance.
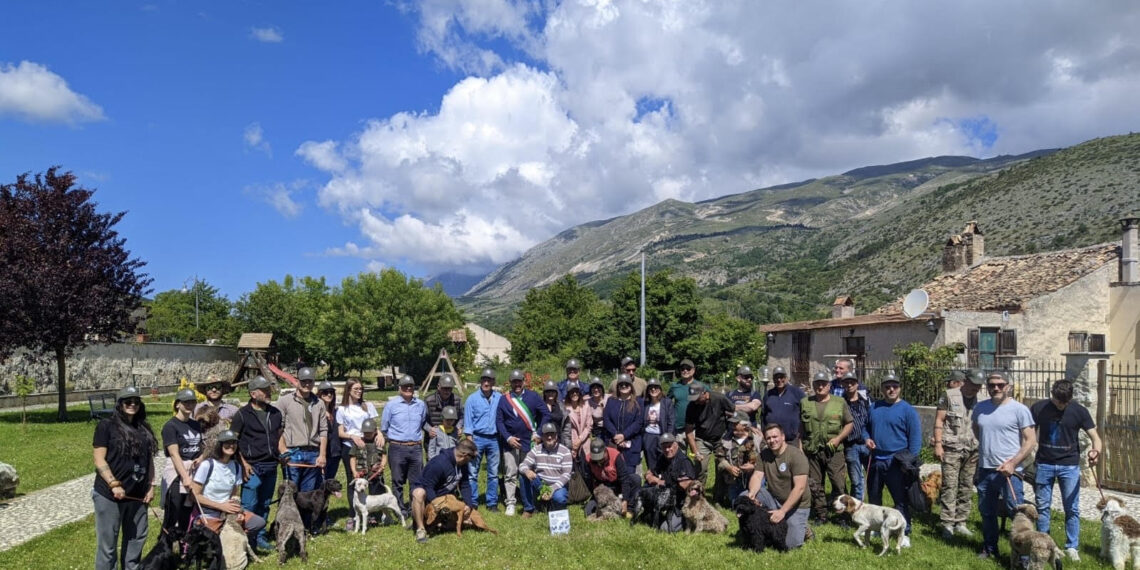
[250,26,284,43]
[246,180,304,218]
[243,122,272,157]
[0,61,105,124]
[301,0,1140,274]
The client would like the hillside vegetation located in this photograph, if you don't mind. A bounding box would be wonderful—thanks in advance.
[460,134,1140,334]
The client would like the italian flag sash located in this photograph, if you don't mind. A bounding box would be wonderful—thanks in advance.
[508,393,535,432]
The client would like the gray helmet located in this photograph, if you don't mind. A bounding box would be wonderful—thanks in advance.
[317,380,335,392]
[216,429,238,443]
[480,368,497,381]
[565,359,581,371]
[840,372,860,384]
[947,370,967,383]
[621,356,636,367]
[398,375,415,387]
[812,372,830,384]
[542,380,559,393]
[588,377,605,390]
[117,386,142,401]
[298,367,317,382]
[439,374,456,389]
[248,376,272,393]
[442,406,458,420]
[509,370,526,382]
[175,389,198,403]
[969,369,986,385]
[646,378,662,388]
[736,365,754,377]
[361,419,377,433]
[728,412,751,425]
[540,422,559,435]
[659,432,678,446]
[881,373,900,387]
[589,438,607,461]
[616,373,633,387]
[772,366,788,378]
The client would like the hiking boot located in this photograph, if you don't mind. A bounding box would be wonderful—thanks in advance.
[954,523,974,537]
[1065,548,1080,561]
[256,537,273,552]
[521,511,533,519]
[899,535,911,548]
[485,504,500,513]
[415,529,428,544]
[940,524,955,539]
[505,504,516,516]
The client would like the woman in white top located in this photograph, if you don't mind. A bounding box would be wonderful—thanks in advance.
[335,378,384,488]
[190,429,266,542]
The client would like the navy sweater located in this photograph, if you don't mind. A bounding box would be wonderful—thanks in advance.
[603,398,644,455]
[415,450,474,506]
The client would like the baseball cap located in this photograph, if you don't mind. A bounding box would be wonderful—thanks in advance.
[679,359,695,369]
[688,382,707,402]
[589,439,607,461]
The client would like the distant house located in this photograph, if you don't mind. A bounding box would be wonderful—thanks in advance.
[762,218,1140,385]
[466,322,511,364]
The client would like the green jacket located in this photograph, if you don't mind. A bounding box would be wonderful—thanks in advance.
[800,396,845,453]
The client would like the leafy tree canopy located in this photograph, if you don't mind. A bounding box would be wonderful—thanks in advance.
[146,280,237,344]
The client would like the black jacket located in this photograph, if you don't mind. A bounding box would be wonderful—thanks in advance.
[231,402,283,463]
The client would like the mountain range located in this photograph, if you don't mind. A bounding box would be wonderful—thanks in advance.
[454,133,1140,334]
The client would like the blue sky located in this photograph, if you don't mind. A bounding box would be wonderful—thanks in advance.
[2,1,1138,301]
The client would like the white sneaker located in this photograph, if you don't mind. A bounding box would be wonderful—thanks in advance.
[899,535,911,548]
[1065,548,1080,561]
[954,523,974,537]
[505,504,516,517]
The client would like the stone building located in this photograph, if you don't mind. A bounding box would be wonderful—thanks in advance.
[763,219,1140,385]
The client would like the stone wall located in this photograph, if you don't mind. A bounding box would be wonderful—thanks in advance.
[0,342,238,395]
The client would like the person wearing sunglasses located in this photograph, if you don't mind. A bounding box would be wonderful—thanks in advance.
[92,386,157,570]
[970,370,1036,561]
[194,374,239,422]
[866,374,921,548]
[668,359,698,434]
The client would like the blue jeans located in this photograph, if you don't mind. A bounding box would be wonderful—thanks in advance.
[283,448,323,492]
[468,435,500,508]
[844,444,869,500]
[520,477,568,512]
[1035,463,1081,549]
[867,457,911,533]
[241,462,278,544]
[976,467,1024,554]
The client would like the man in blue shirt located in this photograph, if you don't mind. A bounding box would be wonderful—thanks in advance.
[463,368,502,511]
[497,369,544,516]
[760,366,805,443]
[381,374,429,518]
[866,374,921,548]
[728,365,763,424]
[411,439,477,543]
[557,359,586,400]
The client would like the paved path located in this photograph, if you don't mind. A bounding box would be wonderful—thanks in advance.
[0,456,164,552]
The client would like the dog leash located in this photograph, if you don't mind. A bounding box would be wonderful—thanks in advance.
[862,450,873,501]
[285,462,323,469]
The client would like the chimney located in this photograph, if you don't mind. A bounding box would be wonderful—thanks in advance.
[832,296,855,319]
[1122,216,1140,283]
[962,221,984,266]
[942,234,966,273]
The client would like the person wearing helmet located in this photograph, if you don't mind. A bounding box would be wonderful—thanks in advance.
[729,365,763,424]
[800,370,853,525]
[614,356,647,397]
[463,367,503,512]
[586,377,609,438]
[316,380,342,487]
[714,412,759,507]
[349,418,388,497]
[761,366,805,444]
[603,374,644,473]
[668,359,698,433]
[866,373,922,549]
[518,422,574,516]
[195,373,238,422]
[275,366,328,511]
[684,381,735,490]
[427,406,461,461]
[932,370,981,538]
[638,377,674,471]
[229,375,284,551]
[381,374,429,518]
[557,358,586,400]
[496,369,544,516]
[840,371,872,503]
[160,388,205,534]
[425,373,464,433]
[190,429,267,545]
[540,379,572,448]
[92,386,157,570]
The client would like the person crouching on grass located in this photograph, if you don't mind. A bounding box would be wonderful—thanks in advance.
[412,439,478,543]
[518,422,574,516]
[190,430,267,547]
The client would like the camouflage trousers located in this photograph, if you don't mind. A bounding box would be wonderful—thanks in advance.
[939,447,978,525]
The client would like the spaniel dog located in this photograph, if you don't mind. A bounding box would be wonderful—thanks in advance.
[832,494,906,556]
[1099,495,1140,570]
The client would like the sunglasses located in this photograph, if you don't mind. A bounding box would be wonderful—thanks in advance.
[221,441,237,447]
[319,390,335,396]
[680,366,693,371]
[740,376,754,380]
[123,398,142,406]
[204,385,222,391]
[987,383,1007,389]
[883,384,901,390]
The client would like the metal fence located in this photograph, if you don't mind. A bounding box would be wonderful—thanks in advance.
[1104,361,1140,493]
[859,360,1065,407]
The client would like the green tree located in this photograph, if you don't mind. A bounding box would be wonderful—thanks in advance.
[892,342,960,406]
[508,275,605,364]
[146,280,236,344]
[234,275,330,365]
[591,270,701,370]
[675,312,767,377]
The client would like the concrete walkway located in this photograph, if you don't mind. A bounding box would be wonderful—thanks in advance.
[0,456,164,552]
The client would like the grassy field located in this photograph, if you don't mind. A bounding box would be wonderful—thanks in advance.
[0,397,177,496]
[0,486,1118,569]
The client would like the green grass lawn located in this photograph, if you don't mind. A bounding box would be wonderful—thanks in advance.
[0,398,177,496]
[0,488,1117,569]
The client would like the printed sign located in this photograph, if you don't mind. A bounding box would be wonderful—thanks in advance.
[548,509,571,535]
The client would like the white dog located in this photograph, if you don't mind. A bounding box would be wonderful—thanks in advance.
[1099,495,1140,570]
[833,494,907,556]
[351,478,406,534]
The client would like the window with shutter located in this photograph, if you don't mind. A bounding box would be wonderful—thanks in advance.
[967,329,980,367]
[998,329,1017,355]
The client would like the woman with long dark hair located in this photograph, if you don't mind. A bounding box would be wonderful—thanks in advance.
[160,389,203,535]
[639,378,674,470]
[564,385,591,458]
[317,380,342,483]
[603,374,644,470]
[190,429,266,543]
[92,386,157,570]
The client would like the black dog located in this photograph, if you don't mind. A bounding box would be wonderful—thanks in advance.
[182,522,225,570]
[295,478,343,534]
[733,495,789,553]
[630,485,676,531]
[138,531,182,570]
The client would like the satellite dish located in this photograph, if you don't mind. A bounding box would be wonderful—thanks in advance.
[901,289,929,319]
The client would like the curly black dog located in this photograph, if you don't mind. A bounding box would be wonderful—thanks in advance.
[733,495,789,553]
[182,522,225,570]
[630,485,676,531]
[295,478,343,534]
[138,531,182,570]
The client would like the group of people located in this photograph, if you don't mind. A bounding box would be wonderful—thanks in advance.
[90,357,1104,567]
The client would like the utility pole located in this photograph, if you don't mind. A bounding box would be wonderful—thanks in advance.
[640,252,646,366]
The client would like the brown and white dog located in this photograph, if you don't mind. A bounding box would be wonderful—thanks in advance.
[833,494,907,556]
[425,494,498,537]
[680,480,728,534]
[1009,504,1063,570]
[1099,495,1140,570]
